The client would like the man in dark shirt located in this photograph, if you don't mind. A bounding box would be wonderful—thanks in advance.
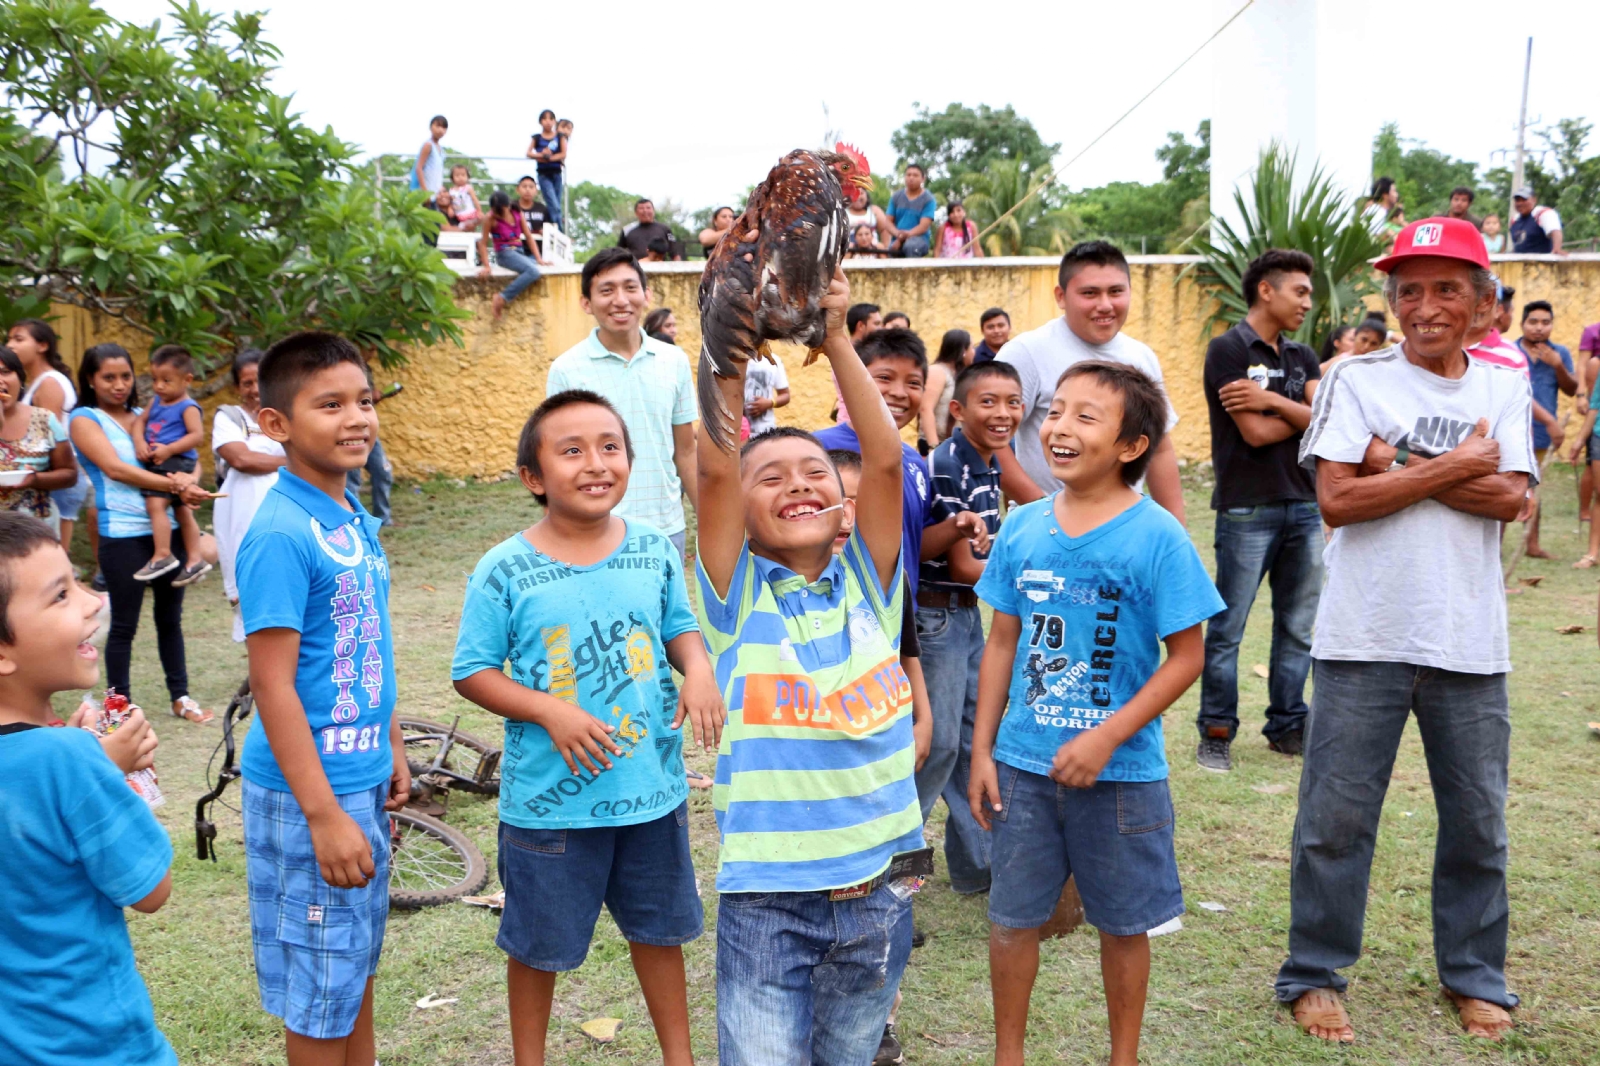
[973,307,1011,362]
[618,198,680,260]
[514,176,555,257]
[1197,249,1323,772]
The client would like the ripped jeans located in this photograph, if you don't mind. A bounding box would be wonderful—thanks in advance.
[716,884,911,1066]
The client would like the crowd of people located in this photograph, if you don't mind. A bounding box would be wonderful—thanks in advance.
[2,205,1597,1066]
[1366,176,1570,256]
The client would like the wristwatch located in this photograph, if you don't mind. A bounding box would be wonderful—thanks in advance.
[1387,442,1409,472]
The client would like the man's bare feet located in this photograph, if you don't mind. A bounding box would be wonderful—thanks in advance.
[1444,990,1514,1040]
[1526,547,1553,560]
[1292,988,1354,1043]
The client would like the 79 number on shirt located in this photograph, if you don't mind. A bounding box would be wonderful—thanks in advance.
[1029,613,1065,650]
[320,723,384,755]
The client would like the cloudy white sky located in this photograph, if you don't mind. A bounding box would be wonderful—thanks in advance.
[99,0,1600,211]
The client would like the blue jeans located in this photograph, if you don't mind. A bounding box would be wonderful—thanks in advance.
[1275,660,1516,1008]
[494,246,543,302]
[716,885,911,1066]
[897,234,930,258]
[912,601,991,893]
[538,173,563,229]
[1199,500,1323,742]
[346,438,392,525]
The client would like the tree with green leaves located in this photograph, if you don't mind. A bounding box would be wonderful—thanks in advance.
[1189,145,1385,350]
[1368,122,1488,219]
[961,160,1080,256]
[889,103,1057,200]
[0,0,465,367]
[1066,122,1210,253]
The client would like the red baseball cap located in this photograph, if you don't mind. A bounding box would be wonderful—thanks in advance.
[1374,216,1489,272]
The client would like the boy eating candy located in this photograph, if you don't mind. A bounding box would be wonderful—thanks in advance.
[236,332,409,1066]
[0,512,176,1066]
[969,361,1223,1066]
[697,268,926,1066]
[452,389,722,1066]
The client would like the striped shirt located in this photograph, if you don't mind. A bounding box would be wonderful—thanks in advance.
[920,427,1001,593]
[546,329,697,535]
[695,531,924,893]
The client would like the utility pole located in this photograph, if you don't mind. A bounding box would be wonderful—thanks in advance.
[1511,38,1532,218]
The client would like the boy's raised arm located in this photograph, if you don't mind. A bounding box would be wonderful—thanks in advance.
[696,366,748,600]
[825,269,902,595]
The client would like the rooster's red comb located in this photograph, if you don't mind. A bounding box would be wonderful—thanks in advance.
[835,142,870,177]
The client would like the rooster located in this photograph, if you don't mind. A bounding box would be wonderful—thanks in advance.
[697,143,872,451]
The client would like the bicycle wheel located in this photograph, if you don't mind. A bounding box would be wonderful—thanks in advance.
[388,809,489,909]
[400,717,501,795]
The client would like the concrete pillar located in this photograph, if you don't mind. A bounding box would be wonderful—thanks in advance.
[1210,0,1374,234]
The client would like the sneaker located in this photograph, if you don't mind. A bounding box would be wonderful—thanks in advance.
[132,556,181,582]
[90,570,107,592]
[873,1023,905,1066]
[1268,729,1305,757]
[1196,736,1232,773]
[170,559,213,587]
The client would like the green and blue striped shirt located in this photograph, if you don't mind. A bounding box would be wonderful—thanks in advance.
[695,531,923,893]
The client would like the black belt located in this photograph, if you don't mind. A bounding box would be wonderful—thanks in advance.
[916,588,978,610]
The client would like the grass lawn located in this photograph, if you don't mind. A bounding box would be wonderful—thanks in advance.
[86,467,1600,1066]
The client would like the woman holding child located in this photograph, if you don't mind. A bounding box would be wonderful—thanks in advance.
[69,342,213,724]
[0,344,77,534]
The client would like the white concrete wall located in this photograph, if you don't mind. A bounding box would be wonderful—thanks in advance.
[1211,0,1375,232]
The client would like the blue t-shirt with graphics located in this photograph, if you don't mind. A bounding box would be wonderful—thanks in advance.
[974,495,1223,782]
[451,522,699,829]
[237,469,397,794]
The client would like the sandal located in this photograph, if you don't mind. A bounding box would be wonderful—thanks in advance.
[1444,989,1513,1040]
[172,695,214,724]
[1573,555,1597,569]
[1291,987,1354,1044]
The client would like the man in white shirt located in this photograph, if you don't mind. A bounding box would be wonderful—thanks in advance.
[545,247,698,558]
[1279,217,1530,1046]
[997,240,1184,522]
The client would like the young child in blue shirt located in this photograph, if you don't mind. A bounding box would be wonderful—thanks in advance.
[0,513,176,1066]
[130,344,209,586]
[970,360,1223,1066]
[452,388,722,1066]
[235,332,408,1066]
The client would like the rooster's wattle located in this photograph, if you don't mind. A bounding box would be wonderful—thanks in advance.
[697,144,871,451]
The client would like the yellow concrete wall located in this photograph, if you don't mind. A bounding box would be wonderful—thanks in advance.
[46,254,1600,478]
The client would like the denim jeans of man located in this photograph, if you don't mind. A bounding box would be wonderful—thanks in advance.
[346,437,392,525]
[494,246,543,302]
[912,601,992,893]
[1275,659,1517,1009]
[538,172,563,229]
[897,234,930,258]
[716,885,911,1066]
[1198,500,1322,742]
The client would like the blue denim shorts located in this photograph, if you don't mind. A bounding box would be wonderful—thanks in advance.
[51,468,90,520]
[496,803,703,972]
[243,779,390,1039]
[988,764,1184,937]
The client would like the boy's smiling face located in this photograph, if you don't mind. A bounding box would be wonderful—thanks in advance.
[741,436,844,557]
[0,542,105,699]
[522,402,631,518]
[1041,374,1146,490]
[268,362,376,475]
[953,374,1024,455]
[866,355,925,431]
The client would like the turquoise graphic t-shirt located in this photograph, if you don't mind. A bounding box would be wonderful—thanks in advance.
[974,496,1224,782]
[452,522,699,828]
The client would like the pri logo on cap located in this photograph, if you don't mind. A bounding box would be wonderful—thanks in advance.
[1412,223,1443,248]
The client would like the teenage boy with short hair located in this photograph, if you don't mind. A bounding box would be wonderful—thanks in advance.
[0,513,177,1066]
[970,360,1224,1066]
[848,303,884,343]
[915,360,1023,894]
[696,268,924,1066]
[239,331,409,1066]
[1516,299,1577,559]
[413,114,447,194]
[998,241,1185,523]
[515,175,556,257]
[1197,249,1323,771]
[886,164,936,258]
[453,389,722,1066]
[548,247,698,560]
[974,307,1011,363]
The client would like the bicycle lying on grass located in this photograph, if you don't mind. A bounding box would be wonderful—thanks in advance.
[194,680,495,908]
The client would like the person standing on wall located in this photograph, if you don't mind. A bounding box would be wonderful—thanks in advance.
[1196,250,1323,772]
[1280,217,1529,1045]
[1509,186,1564,255]
[997,241,1185,524]
[412,115,447,196]
[526,109,567,231]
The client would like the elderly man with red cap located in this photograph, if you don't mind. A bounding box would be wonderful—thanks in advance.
[1277,217,1531,1044]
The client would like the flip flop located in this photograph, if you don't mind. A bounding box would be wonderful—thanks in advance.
[1574,555,1598,570]
[1291,988,1354,1044]
[1444,989,1514,1040]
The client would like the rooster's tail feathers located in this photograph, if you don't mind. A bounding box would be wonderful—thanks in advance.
[698,345,739,454]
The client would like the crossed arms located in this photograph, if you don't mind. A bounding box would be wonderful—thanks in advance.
[1316,419,1527,528]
